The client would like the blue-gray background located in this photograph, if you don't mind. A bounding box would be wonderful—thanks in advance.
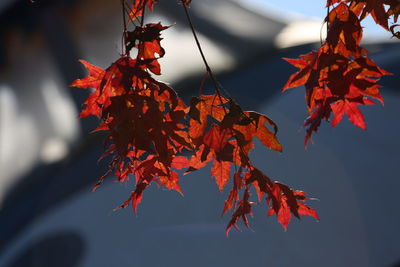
[0,0,399,266]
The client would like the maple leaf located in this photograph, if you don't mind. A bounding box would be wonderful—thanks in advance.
[159,171,183,195]
[203,124,231,153]
[129,0,157,20]
[386,0,400,23]
[267,185,319,230]
[267,184,291,230]
[303,101,332,145]
[326,3,363,55]
[211,159,231,192]
[282,51,319,92]
[72,57,139,119]
[222,169,243,215]
[188,94,229,146]
[171,156,190,170]
[358,0,389,30]
[71,60,105,117]
[233,111,282,153]
[126,23,169,75]
[186,124,234,190]
[131,179,150,213]
[115,177,150,213]
[181,0,192,7]
[72,60,104,89]
[330,99,366,129]
[226,188,253,236]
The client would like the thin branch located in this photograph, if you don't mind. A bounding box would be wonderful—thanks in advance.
[121,0,128,56]
[327,5,330,33]
[135,3,147,62]
[181,2,258,128]
[181,5,220,92]
[140,2,146,27]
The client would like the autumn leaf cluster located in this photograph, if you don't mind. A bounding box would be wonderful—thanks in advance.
[72,0,319,234]
[284,0,398,145]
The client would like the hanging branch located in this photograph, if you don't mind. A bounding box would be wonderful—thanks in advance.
[71,0,320,235]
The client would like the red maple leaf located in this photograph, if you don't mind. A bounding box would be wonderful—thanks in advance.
[129,0,157,20]
[126,23,170,75]
[330,99,366,129]
[211,159,231,192]
[358,0,389,29]
[226,188,253,236]
[386,0,400,23]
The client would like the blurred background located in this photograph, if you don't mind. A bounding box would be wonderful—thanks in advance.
[0,0,399,266]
